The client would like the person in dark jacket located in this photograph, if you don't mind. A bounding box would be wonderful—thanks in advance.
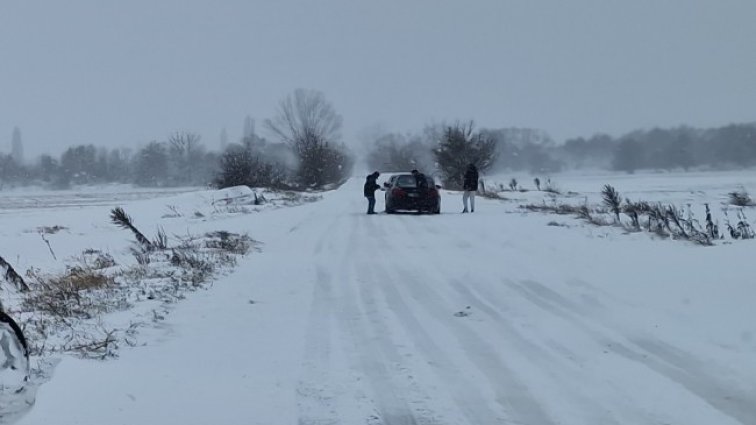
[364,171,381,214]
[411,169,429,189]
[462,163,479,213]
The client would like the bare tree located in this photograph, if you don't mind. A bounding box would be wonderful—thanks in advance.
[366,132,434,172]
[265,89,342,147]
[264,89,350,188]
[168,131,202,156]
[167,131,204,185]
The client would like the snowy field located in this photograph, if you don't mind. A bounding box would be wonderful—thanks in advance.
[0,184,202,215]
[2,171,756,425]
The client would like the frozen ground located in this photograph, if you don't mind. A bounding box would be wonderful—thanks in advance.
[2,172,756,425]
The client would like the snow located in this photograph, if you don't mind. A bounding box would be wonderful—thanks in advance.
[2,173,756,424]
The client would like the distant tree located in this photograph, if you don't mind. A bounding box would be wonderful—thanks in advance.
[196,151,220,185]
[715,124,756,168]
[60,145,98,184]
[612,139,643,174]
[0,154,21,188]
[481,127,558,172]
[94,147,110,180]
[134,142,169,186]
[37,154,59,183]
[241,119,267,153]
[215,143,289,189]
[107,148,131,182]
[560,133,616,170]
[264,89,352,188]
[433,121,496,189]
[663,130,695,171]
[365,133,434,172]
[11,127,23,164]
[167,131,204,185]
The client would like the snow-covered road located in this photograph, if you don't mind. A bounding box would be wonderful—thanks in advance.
[15,177,756,424]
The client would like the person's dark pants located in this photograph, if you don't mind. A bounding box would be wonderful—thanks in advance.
[366,196,376,214]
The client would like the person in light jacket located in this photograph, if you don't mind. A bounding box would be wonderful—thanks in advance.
[462,163,478,213]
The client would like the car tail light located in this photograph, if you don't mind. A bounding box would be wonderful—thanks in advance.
[392,188,405,197]
[427,188,438,197]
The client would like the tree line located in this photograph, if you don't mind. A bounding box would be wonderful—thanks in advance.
[1,89,354,190]
[365,122,756,181]
[3,89,756,191]
[0,132,219,189]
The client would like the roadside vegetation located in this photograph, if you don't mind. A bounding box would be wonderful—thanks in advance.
[521,184,756,246]
[1,207,255,360]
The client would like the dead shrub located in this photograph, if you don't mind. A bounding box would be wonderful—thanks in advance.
[36,225,67,234]
[64,267,114,291]
[80,249,117,270]
[478,190,507,200]
[22,266,119,319]
[728,189,754,207]
[203,231,255,255]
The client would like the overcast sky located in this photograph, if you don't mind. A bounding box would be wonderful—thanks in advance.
[2,0,755,157]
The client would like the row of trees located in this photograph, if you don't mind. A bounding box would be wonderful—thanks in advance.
[5,94,755,190]
[1,89,354,190]
[605,124,756,173]
[1,132,219,189]
[365,122,756,179]
[548,123,756,173]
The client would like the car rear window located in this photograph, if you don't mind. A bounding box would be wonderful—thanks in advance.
[396,175,417,188]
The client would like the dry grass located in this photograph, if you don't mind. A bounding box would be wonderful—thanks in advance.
[16,207,256,359]
[22,266,118,319]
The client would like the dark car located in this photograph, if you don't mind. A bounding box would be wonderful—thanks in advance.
[383,173,441,214]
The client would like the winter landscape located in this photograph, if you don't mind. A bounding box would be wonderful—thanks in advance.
[3,1,756,424]
[2,169,756,425]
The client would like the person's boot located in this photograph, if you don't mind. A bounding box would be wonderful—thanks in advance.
[462,208,468,213]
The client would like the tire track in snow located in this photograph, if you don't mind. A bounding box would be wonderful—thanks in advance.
[364,217,554,424]
[366,263,507,425]
[445,278,626,425]
[354,263,450,425]
[505,279,756,425]
[332,217,425,425]
[296,268,339,425]
[296,208,360,425]
[387,265,557,425]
